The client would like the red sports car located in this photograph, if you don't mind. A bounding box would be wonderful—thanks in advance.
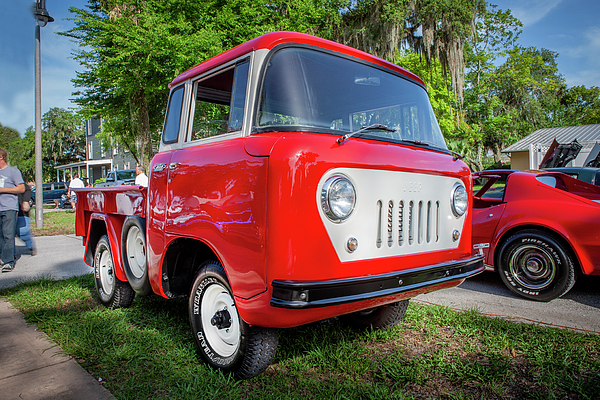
[472,169,600,301]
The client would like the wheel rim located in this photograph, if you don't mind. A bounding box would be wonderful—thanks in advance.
[98,247,114,294]
[508,244,556,290]
[201,283,241,357]
[126,226,146,279]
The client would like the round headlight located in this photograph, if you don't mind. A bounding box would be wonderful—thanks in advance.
[451,183,468,217]
[321,175,356,222]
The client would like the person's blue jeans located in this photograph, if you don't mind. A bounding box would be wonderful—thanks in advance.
[0,210,17,266]
[16,216,33,250]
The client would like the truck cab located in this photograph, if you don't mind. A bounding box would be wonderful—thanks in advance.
[76,31,483,379]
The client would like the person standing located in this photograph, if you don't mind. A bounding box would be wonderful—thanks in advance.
[135,165,148,187]
[0,148,25,273]
[17,182,36,256]
[68,173,85,209]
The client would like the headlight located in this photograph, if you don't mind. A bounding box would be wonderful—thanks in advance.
[321,175,356,222]
[451,183,468,217]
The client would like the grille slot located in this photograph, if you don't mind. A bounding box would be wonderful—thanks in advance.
[387,200,394,247]
[398,200,404,246]
[376,197,440,249]
[376,200,383,248]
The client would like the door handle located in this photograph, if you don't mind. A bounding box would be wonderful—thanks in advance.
[169,162,181,170]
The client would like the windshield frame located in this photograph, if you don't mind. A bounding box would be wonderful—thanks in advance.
[252,44,449,153]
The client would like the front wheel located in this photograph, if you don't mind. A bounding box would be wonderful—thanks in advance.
[498,230,576,301]
[189,260,278,379]
[340,300,409,330]
[94,235,135,308]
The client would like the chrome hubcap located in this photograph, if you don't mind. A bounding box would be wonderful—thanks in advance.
[509,244,556,290]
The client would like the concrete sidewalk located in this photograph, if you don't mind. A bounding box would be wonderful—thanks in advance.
[0,234,115,400]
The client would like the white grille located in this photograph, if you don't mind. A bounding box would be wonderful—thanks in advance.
[376,199,440,249]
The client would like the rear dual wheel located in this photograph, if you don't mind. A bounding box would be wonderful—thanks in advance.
[94,235,135,308]
[121,217,151,295]
[189,260,278,379]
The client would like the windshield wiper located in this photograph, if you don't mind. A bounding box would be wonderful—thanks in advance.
[401,139,464,161]
[337,123,396,145]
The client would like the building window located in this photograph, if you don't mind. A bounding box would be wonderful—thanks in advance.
[88,141,93,160]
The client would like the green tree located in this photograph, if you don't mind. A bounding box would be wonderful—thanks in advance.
[0,123,33,180]
[8,128,36,182]
[42,107,86,170]
[557,85,600,126]
[486,46,564,161]
[0,123,21,150]
[63,0,224,169]
[463,3,522,169]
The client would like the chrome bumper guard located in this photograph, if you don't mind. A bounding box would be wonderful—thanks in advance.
[271,254,484,309]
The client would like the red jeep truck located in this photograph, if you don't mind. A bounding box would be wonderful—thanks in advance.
[75,31,484,379]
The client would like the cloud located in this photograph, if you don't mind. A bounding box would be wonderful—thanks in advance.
[504,0,563,26]
[561,27,600,88]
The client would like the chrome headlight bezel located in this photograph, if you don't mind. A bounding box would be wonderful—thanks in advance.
[321,175,356,223]
[450,183,468,217]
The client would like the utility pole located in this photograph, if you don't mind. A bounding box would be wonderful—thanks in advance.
[33,0,53,229]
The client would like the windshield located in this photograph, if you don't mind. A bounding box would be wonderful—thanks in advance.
[116,171,135,180]
[256,47,447,150]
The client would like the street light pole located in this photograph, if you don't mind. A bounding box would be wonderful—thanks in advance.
[33,0,53,229]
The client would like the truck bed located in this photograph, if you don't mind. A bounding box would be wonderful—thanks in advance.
[74,185,146,239]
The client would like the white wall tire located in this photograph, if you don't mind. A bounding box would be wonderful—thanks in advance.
[189,260,278,379]
[121,217,151,295]
[94,235,135,308]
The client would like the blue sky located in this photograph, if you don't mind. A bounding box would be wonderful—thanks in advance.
[1,0,599,136]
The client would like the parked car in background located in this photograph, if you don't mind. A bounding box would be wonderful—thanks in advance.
[472,169,600,301]
[95,169,136,187]
[543,167,600,186]
[30,182,68,205]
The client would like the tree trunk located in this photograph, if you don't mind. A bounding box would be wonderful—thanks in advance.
[131,86,153,170]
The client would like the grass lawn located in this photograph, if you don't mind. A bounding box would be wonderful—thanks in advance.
[29,208,75,236]
[1,275,599,400]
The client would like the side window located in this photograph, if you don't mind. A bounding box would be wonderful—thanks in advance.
[189,59,249,141]
[229,60,249,132]
[162,85,185,144]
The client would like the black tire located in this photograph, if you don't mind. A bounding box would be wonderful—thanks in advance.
[498,229,576,301]
[94,235,135,308]
[340,299,409,329]
[121,216,151,295]
[189,260,278,379]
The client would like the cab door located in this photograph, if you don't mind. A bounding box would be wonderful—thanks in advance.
[147,84,186,291]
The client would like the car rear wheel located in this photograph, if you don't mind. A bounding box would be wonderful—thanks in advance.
[340,300,409,329]
[498,230,576,301]
[94,235,135,308]
[189,260,278,379]
[121,217,151,295]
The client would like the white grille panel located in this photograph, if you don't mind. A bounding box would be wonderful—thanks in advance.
[317,168,467,262]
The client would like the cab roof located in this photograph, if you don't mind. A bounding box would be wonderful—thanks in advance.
[169,31,425,88]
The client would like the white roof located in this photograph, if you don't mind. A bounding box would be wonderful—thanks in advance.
[502,124,600,153]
